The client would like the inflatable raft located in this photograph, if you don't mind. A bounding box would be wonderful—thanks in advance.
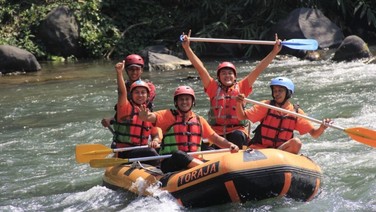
[102,148,322,208]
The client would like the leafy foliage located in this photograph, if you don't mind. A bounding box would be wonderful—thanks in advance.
[72,0,121,58]
[0,0,375,59]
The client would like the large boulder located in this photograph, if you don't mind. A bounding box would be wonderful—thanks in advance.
[332,35,373,62]
[39,6,81,58]
[147,51,192,72]
[0,45,41,74]
[137,45,192,71]
[269,8,344,57]
[139,45,172,69]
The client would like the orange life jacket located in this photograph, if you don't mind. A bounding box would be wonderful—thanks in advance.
[208,82,247,130]
[113,105,152,146]
[159,110,202,155]
[251,100,299,148]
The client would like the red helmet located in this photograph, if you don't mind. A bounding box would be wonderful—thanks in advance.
[124,54,144,68]
[216,61,237,77]
[130,80,150,94]
[174,86,195,101]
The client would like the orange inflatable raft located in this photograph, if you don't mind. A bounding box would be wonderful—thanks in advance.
[102,149,322,208]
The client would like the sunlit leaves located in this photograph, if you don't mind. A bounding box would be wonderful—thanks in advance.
[1,0,375,59]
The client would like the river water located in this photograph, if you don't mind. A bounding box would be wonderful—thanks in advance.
[0,56,375,212]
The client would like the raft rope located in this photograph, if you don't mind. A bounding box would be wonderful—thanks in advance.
[133,161,163,175]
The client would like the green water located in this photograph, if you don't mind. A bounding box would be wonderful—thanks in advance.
[0,58,375,211]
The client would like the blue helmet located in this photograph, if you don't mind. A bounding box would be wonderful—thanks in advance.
[270,77,294,94]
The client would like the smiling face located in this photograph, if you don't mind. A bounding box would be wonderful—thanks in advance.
[272,85,287,104]
[176,94,193,112]
[218,68,236,87]
[131,87,149,105]
[126,66,143,82]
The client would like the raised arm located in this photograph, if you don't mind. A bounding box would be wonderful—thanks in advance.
[116,61,129,121]
[181,31,212,88]
[245,34,282,87]
[116,61,127,105]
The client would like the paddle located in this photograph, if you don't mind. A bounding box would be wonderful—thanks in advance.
[244,98,376,147]
[89,148,232,168]
[107,126,115,135]
[75,144,149,163]
[181,36,319,51]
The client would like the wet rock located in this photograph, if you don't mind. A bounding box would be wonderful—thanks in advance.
[304,51,321,61]
[269,8,344,59]
[0,45,41,74]
[39,6,81,58]
[364,56,376,64]
[272,8,344,49]
[147,51,192,71]
[332,35,373,62]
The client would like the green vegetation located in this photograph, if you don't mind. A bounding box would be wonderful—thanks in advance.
[0,0,375,60]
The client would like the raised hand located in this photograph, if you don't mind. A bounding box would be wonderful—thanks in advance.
[181,30,192,49]
[273,33,283,53]
[115,60,125,73]
[137,104,149,121]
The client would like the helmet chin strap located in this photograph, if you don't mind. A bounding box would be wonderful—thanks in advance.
[278,96,290,106]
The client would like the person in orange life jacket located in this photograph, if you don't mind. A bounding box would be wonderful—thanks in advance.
[181,31,282,149]
[236,77,333,154]
[101,54,156,128]
[113,61,161,166]
[136,85,239,173]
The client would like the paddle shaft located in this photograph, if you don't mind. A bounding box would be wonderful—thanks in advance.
[189,37,278,45]
[185,37,318,50]
[244,98,344,131]
[126,148,230,163]
[107,125,115,135]
[112,145,149,153]
[90,148,231,168]
[75,143,151,163]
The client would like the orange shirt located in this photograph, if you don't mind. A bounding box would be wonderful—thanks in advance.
[153,110,215,139]
[244,100,314,135]
[205,78,253,135]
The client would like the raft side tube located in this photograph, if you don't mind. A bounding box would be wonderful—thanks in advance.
[101,149,322,208]
[169,165,322,207]
[165,150,322,207]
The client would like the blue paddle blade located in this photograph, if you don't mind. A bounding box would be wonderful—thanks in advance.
[281,39,318,50]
